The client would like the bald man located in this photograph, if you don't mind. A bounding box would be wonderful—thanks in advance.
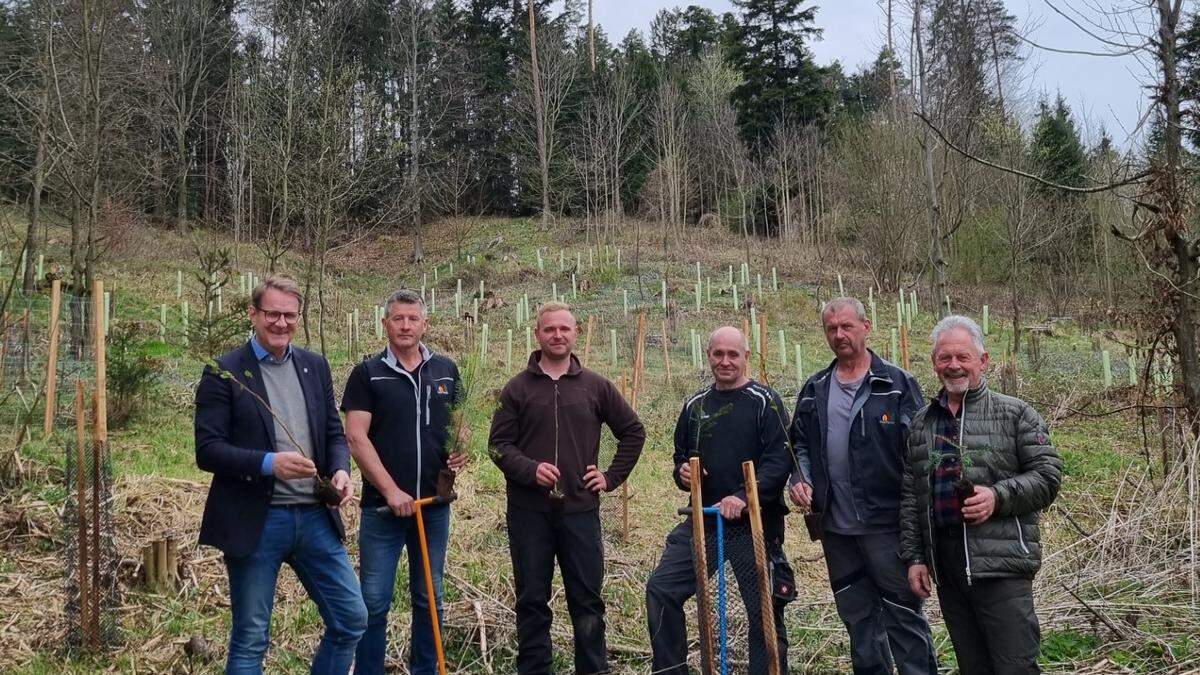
[645,327,794,674]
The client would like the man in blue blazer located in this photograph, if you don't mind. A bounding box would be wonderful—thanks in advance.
[194,275,366,674]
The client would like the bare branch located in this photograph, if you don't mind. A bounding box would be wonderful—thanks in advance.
[1014,31,1146,56]
[1040,0,1146,49]
[913,111,1152,194]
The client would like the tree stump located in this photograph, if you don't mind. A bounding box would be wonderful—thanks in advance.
[141,534,178,591]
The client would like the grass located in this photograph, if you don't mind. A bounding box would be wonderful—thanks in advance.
[0,209,1193,673]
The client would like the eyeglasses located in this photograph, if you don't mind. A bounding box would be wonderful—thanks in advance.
[256,308,300,325]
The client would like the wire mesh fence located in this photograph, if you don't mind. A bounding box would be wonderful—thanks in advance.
[686,511,783,674]
[61,431,121,652]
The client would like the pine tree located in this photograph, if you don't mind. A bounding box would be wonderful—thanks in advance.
[650,6,734,63]
[1176,9,1200,148]
[727,0,832,143]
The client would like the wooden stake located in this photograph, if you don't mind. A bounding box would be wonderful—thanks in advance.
[44,279,62,437]
[661,320,672,386]
[757,313,769,385]
[165,536,179,587]
[743,461,780,675]
[582,315,594,367]
[690,457,716,675]
[91,281,106,645]
[141,545,155,589]
[154,538,168,592]
[742,317,751,378]
[624,314,646,544]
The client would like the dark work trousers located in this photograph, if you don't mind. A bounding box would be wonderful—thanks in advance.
[645,518,789,675]
[507,505,609,675]
[935,528,1041,675]
[822,531,938,675]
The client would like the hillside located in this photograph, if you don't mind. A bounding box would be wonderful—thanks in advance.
[0,212,1193,674]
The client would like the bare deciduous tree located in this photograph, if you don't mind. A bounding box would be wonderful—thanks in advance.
[515,17,577,229]
[140,0,230,232]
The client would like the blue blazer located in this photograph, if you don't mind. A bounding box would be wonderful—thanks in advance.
[194,341,351,556]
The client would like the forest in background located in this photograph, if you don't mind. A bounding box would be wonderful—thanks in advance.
[5,0,1200,428]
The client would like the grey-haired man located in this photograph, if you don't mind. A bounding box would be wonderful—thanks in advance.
[901,316,1061,675]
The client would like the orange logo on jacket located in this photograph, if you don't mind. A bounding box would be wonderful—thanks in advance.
[437,384,448,394]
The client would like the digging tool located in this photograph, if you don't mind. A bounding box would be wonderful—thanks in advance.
[678,505,728,675]
[376,491,459,675]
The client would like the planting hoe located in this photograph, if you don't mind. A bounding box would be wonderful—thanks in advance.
[376,490,459,675]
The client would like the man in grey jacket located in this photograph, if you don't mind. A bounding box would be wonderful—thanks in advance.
[901,315,1063,675]
[789,298,937,674]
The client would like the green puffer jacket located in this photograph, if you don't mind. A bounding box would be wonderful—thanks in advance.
[899,383,1062,582]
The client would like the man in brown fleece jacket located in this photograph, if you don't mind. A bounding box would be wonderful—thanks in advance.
[489,301,646,674]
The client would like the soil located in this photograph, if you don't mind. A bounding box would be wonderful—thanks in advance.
[312,476,342,506]
[954,477,976,502]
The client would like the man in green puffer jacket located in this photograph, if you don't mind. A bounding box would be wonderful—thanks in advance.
[900,316,1062,675]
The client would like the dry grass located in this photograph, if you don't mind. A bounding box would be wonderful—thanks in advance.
[0,215,1196,672]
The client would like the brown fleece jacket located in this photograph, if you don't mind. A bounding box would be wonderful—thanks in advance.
[488,351,646,513]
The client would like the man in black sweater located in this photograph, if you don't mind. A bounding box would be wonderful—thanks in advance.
[645,326,793,674]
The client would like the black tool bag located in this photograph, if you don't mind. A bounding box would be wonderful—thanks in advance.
[769,546,797,605]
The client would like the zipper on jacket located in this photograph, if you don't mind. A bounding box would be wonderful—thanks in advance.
[414,374,423,499]
[960,396,970,584]
[925,430,938,582]
[425,385,431,426]
[553,384,561,494]
[412,363,425,500]
[925,501,938,582]
[1015,516,1030,553]
[962,523,972,586]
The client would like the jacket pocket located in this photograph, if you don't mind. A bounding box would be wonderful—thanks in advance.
[1014,516,1030,554]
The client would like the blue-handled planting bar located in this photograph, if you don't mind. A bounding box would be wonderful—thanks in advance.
[679,506,728,675]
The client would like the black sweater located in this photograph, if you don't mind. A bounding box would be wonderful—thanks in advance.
[672,380,792,514]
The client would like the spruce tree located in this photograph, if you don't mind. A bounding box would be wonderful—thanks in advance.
[1030,95,1086,190]
[460,0,520,213]
[727,0,831,143]
[0,3,35,200]
[839,47,906,118]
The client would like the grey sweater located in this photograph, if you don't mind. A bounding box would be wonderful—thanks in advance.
[260,357,317,505]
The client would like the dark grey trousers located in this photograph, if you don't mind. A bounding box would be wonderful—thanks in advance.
[645,519,789,675]
[935,530,1041,675]
[823,531,939,675]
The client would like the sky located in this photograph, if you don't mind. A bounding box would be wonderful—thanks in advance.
[593,0,1153,148]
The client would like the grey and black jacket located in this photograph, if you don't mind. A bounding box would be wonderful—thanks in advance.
[899,382,1063,582]
[788,350,924,530]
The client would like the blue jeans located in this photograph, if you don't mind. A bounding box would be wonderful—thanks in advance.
[356,504,451,675]
[223,505,367,675]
